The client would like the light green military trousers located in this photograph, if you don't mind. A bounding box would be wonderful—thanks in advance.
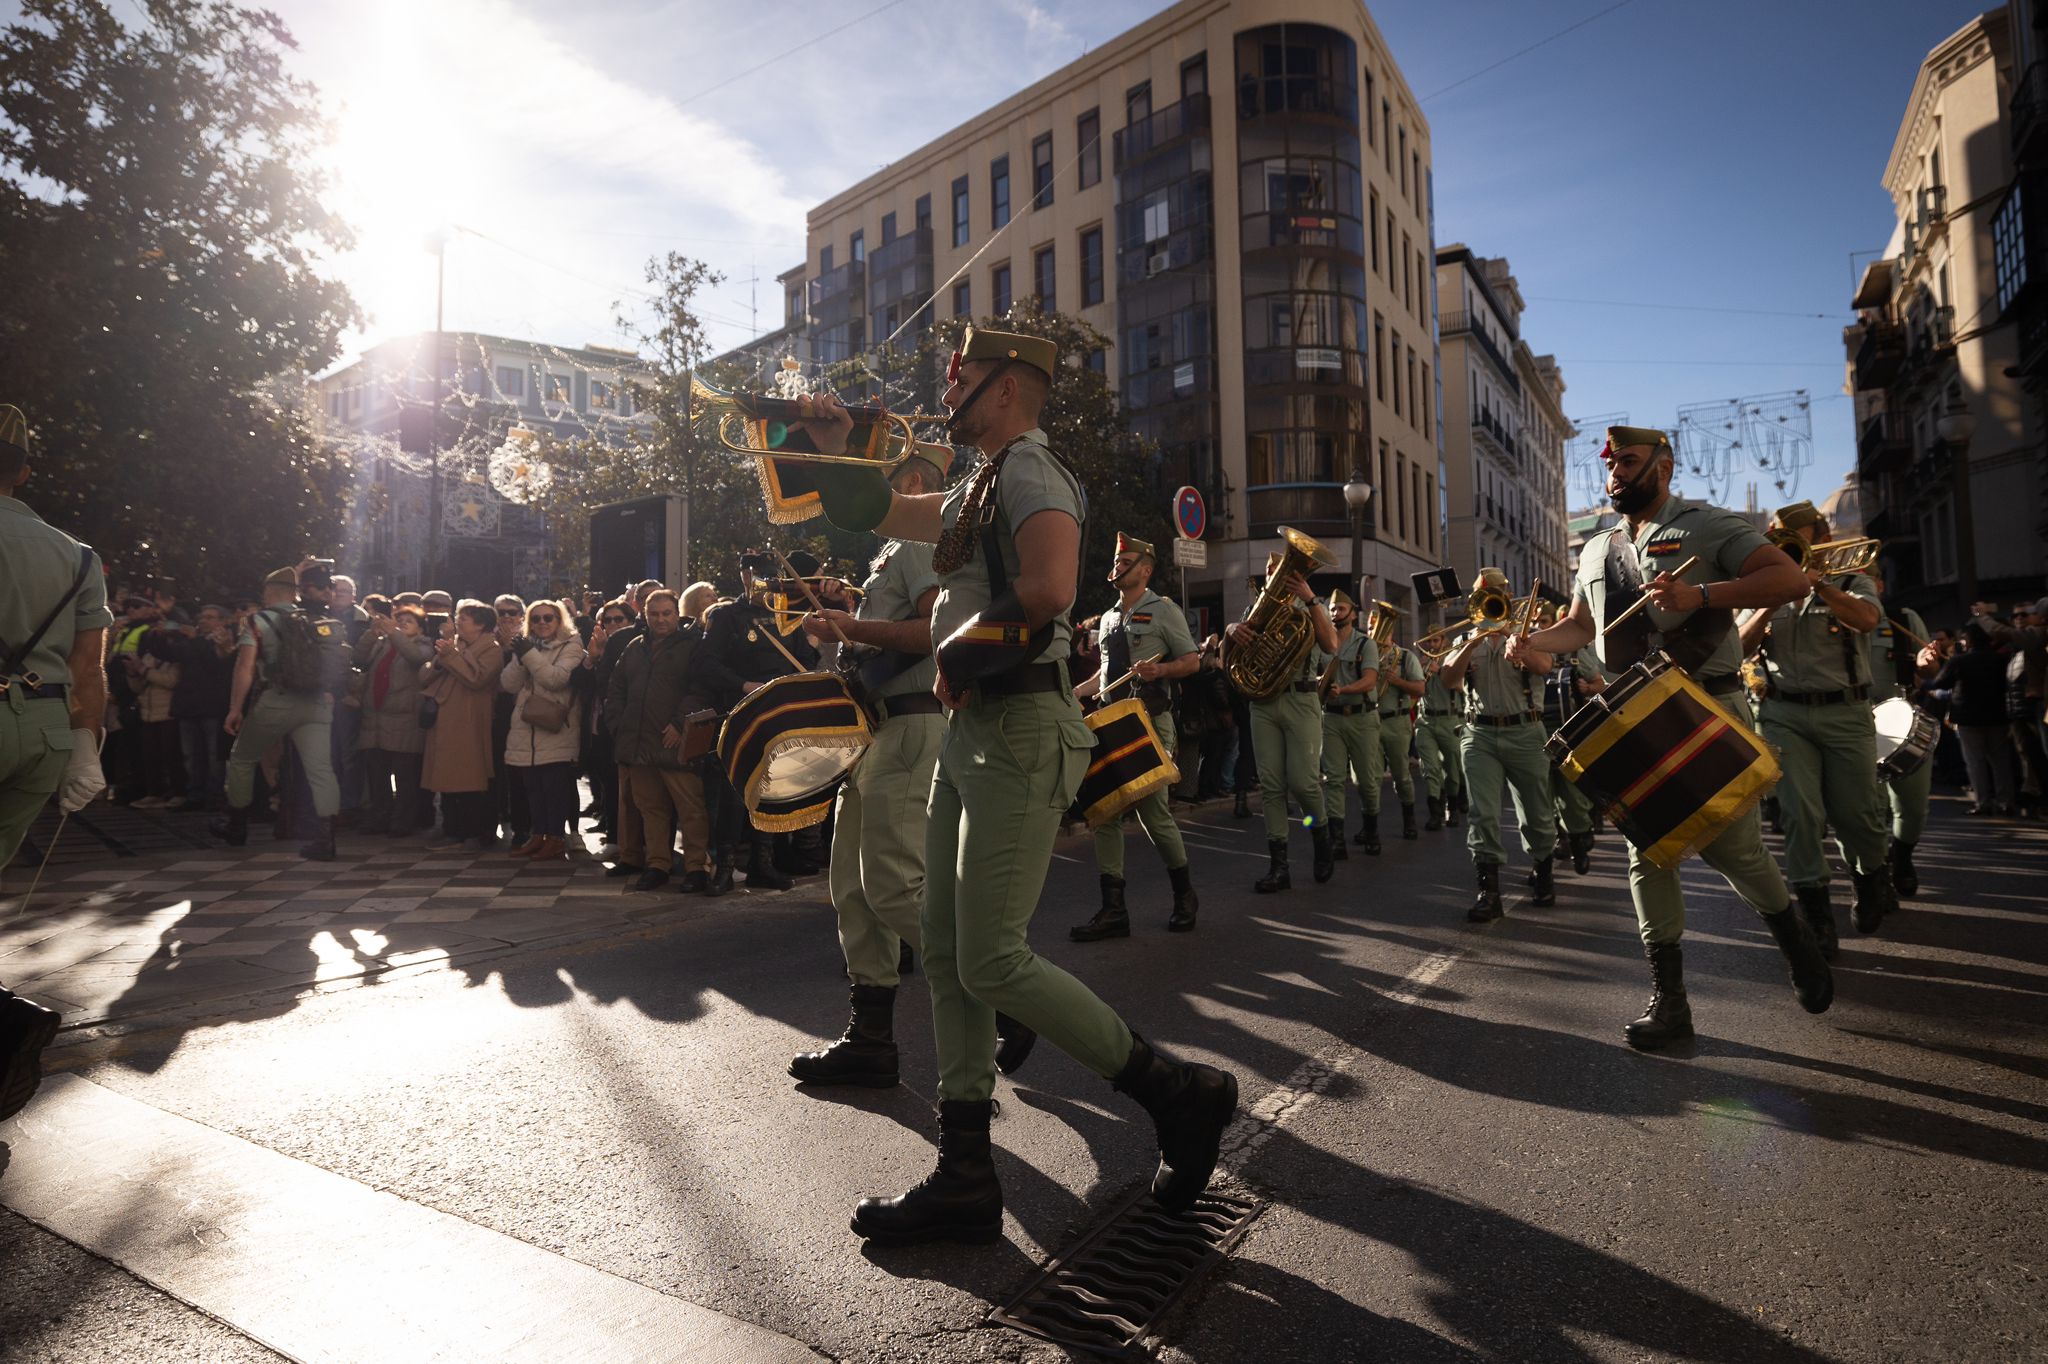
[1544,722,1595,837]
[1376,710,1416,808]
[1251,690,1326,839]
[0,695,73,871]
[225,691,338,817]
[1760,697,1889,886]
[1459,720,1557,866]
[1416,714,1465,803]
[831,710,945,987]
[1094,711,1187,877]
[1317,706,1379,825]
[923,687,1135,1103]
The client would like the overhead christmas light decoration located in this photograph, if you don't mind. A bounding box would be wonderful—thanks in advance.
[488,425,553,502]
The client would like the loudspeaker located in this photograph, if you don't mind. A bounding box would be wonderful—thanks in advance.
[589,495,688,596]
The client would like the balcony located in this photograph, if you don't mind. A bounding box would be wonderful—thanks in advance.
[1898,305,1956,389]
[1113,94,1209,171]
[1852,319,1905,390]
[1247,482,1356,539]
[2014,60,2048,161]
[807,260,865,329]
[1857,410,1911,476]
[1439,311,1521,395]
[1472,407,1514,456]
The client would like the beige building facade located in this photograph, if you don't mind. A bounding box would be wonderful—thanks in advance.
[789,0,1445,631]
[1435,246,1570,601]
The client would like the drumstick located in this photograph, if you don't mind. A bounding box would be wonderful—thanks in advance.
[1517,579,1543,640]
[766,545,853,647]
[1887,615,1929,651]
[1602,556,1701,637]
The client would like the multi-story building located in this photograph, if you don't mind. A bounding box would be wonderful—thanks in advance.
[1846,7,2047,626]
[783,0,1445,629]
[1435,246,1571,599]
[315,332,653,596]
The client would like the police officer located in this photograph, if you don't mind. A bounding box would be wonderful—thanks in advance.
[210,566,344,860]
[1071,532,1202,938]
[798,326,1237,1245]
[1442,568,1558,921]
[1738,502,1899,951]
[0,404,111,1119]
[788,443,950,1086]
[1373,608,1426,843]
[1415,653,1466,831]
[1313,590,1379,857]
[1232,555,1339,892]
[1535,601,1601,874]
[1866,569,1932,896]
[1515,427,1830,1050]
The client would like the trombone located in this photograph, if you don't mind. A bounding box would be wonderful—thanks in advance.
[1768,529,1880,578]
[690,377,953,471]
[1415,582,1524,661]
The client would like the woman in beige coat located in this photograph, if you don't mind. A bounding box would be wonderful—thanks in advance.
[502,599,585,862]
[422,601,506,850]
[356,604,434,836]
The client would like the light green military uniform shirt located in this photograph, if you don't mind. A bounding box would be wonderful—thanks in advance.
[0,496,110,683]
[858,539,940,701]
[1095,587,1197,697]
[1311,628,1378,704]
[931,429,1081,668]
[1866,605,1928,706]
[1761,572,1882,692]
[1463,636,1539,717]
[1573,494,1772,684]
[1376,643,1424,716]
[1422,667,1463,719]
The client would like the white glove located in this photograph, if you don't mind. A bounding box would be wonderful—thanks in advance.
[57,731,106,813]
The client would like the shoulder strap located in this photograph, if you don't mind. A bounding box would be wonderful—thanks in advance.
[1,544,96,680]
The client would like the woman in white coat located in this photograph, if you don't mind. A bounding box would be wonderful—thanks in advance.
[502,599,586,862]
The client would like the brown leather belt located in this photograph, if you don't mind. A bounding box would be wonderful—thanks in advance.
[1472,712,1535,727]
[977,662,1066,697]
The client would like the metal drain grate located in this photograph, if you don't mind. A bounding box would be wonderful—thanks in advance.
[988,1188,1262,1358]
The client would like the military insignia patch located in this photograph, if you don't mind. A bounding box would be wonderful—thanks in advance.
[1645,537,1684,557]
[1130,612,1153,624]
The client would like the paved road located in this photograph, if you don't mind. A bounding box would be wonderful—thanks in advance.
[3,788,2045,1362]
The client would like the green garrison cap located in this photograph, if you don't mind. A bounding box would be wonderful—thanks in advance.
[1115,531,1156,562]
[1605,425,1673,455]
[1327,588,1355,611]
[0,404,28,455]
[263,566,299,589]
[1773,500,1823,531]
[961,326,1058,381]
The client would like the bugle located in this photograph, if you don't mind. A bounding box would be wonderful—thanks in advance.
[1768,529,1880,579]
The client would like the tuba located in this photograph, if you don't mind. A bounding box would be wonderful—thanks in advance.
[1226,526,1337,700]
[1767,529,1880,579]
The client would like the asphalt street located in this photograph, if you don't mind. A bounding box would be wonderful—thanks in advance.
[2,786,2045,1363]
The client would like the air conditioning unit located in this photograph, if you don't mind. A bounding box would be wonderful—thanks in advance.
[1147,252,1170,276]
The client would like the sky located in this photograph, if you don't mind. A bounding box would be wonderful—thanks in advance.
[41,0,2001,509]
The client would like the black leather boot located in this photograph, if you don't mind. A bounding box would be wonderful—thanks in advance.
[1424,795,1445,831]
[1327,815,1348,861]
[209,807,249,847]
[1450,789,1468,826]
[1796,883,1838,959]
[745,833,795,891]
[1111,1035,1238,1214]
[0,990,62,1122]
[706,846,735,896]
[851,1099,1002,1245]
[1071,875,1132,941]
[1311,823,1335,883]
[898,940,915,976]
[1760,906,1834,1015]
[1468,863,1503,922]
[1529,854,1556,906]
[1764,795,1783,834]
[1569,829,1594,875]
[1355,807,1382,855]
[1166,864,1199,932]
[995,1013,1037,1075]
[789,984,899,1087]
[1401,802,1419,840]
[1889,839,1918,897]
[299,816,336,863]
[1233,790,1251,819]
[1624,942,1694,1051]
[1254,839,1290,893]
[1851,868,1895,934]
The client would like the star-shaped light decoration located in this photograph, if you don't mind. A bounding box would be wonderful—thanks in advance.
[488,425,554,503]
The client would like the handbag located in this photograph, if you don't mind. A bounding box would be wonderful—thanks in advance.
[417,695,439,730]
[522,688,570,733]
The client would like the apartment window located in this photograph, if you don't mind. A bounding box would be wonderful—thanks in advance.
[952,280,971,317]
[1032,133,1054,209]
[1391,335,1402,417]
[1378,441,1391,511]
[546,373,571,404]
[496,366,525,399]
[1382,99,1391,170]
[1407,351,1418,428]
[1374,313,1386,400]
[990,156,1011,229]
[1181,54,1207,99]
[849,230,865,263]
[1077,108,1101,189]
[1402,233,1413,311]
[915,194,931,231]
[1368,188,1380,272]
[1398,125,1408,197]
[590,380,614,411]
[1420,361,1431,438]
[992,262,1012,314]
[1364,68,1376,143]
[1396,453,1409,540]
[1426,471,1437,552]
[819,244,833,273]
[1412,153,1422,207]
[1127,81,1151,127]
[1087,348,1107,377]
[1080,226,1104,306]
[1416,248,1428,323]
[880,212,896,245]
[1033,245,1056,310]
[785,288,802,324]
[951,176,970,247]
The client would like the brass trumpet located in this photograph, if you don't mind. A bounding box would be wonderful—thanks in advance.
[1414,582,1520,661]
[1768,529,1880,578]
[690,377,954,470]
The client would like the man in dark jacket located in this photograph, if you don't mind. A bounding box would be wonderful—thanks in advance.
[603,589,714,891]
[171,605,237,810]
[585,596,639,851]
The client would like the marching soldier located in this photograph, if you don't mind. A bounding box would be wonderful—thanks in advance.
[1441,568,1558,921]
[789,444,952,1087]
[1231,556,1339,892]
[1372,607,1426,844]
[1867,568,1932,896]
[798,326,1237,1246]
[1737,502,1899,953]
[210,566,345,861]
[1070,532,1202,939]
[0,404,111,1119]
[1415,654,1466,831]
[1515,427,1830,1050]
[1313,590,1380,859]
[1535,601,1602,874]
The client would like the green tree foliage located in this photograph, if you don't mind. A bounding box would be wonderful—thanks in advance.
[0,0,360,593]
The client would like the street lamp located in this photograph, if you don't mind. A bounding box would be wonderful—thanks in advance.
[1342,470,1373,605]
[1936,392,1977,612]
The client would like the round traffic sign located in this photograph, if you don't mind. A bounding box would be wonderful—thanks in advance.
[1173,486,1206,541]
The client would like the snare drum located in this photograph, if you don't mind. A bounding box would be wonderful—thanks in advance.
[718,673,872,831]
[1872,697,1938,780]
[1546,652,1781,869]
[1074,697,1178,827]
